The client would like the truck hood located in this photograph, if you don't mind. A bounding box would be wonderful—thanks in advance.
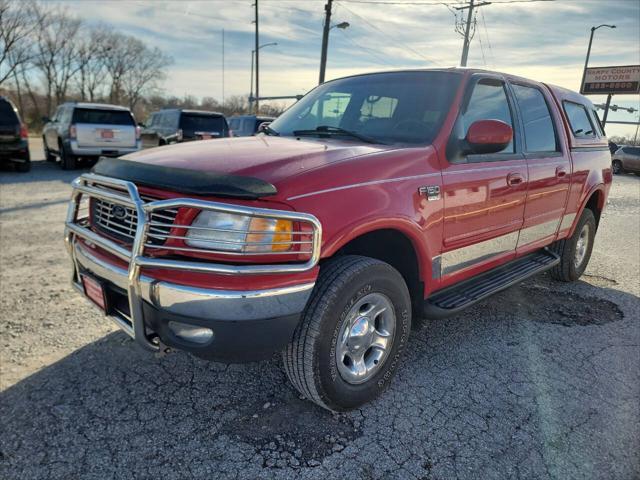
[121,136,395,186]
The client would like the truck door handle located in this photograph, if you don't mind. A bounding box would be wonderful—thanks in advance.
[556,167,567,178]
[507,173,524,186]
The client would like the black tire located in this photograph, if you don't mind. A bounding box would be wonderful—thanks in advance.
[15,160,31,173]
[43,137,55,162]
[60,143,77,170]
[612,160,623,175]
[283,255,412,412]
[549,209,596,282]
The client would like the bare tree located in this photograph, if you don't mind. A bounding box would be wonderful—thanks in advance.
[122,44,172,109]
[31,3,82,115]
[102,32,141,105]
[0,0,36,86]
[76,25,111,101]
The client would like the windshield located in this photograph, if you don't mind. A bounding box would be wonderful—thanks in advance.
[180,114,227,135]
[72,108,134,125]
[270,71,462,145]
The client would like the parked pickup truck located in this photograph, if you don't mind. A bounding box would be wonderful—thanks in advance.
[64,69,612,411]
[43,102,141,170]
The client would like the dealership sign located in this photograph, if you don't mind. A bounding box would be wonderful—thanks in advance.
[581,65,640,95]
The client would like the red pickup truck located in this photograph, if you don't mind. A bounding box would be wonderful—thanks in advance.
[65,68,612,411]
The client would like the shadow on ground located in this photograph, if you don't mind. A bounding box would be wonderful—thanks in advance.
[1,277,638,479]
[0,159,90,187]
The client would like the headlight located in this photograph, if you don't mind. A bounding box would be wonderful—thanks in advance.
[185,211,293,253]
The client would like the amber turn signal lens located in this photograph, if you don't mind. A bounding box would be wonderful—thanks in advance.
[245,218,293,252]
[272,219,293,252]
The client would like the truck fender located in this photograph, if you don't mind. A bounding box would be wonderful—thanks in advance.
[321,215,432,282]
[567,183,606,237]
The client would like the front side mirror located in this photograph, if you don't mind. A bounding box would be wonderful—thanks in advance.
[257,121,271,133]
[137,122,146,128]
[465,119,512,155]
[41,116,51,123]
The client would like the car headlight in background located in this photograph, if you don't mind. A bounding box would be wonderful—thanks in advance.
[185,211,293,253]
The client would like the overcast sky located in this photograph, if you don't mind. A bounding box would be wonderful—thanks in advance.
[62,0,639,137]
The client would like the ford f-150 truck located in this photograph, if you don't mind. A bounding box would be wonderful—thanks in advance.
[64,69,612,411]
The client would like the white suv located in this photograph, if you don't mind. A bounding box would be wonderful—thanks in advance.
[43,102,141,169]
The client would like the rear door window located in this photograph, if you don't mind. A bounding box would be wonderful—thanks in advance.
[72,109,135,126]
[179,114,227,134]
[563,102,595,138]
[0,100,19,126]
[511,84,558,153]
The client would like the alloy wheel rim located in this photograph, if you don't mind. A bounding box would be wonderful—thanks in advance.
[574,224,590,269]
[335,292,396,385]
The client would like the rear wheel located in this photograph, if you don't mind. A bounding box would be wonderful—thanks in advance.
[60,143,77,170]
[612,160,623,174]
[550,209,596,282]
[283,255,412,411]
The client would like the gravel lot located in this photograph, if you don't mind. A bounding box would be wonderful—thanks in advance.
[1,139,639,480]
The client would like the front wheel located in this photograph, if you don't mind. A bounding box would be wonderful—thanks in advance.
[283,256,412,411]
[549,209,596,282]
[612,160,623,175]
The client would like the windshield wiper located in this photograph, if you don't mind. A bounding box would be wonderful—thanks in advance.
[292,125,382,144]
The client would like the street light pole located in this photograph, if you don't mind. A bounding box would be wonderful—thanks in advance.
[319,0,333,85]
[318,0,349,85]
[249,43,277,112]
[249,50,254,111]
[579,24,616,93]
[254,0,259,113]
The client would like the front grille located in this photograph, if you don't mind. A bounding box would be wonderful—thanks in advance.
[91,195,178,245]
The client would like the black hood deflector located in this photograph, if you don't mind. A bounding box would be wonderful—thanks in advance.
[92,157,277,199]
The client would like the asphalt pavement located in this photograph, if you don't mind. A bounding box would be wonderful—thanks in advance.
[0,140,638,479]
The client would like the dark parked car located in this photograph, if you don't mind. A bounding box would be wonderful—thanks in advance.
[612,145,640,174]
[42,102,141,170]
[140,109,229,148]
[228,115,275,137]
[0,96,30,172]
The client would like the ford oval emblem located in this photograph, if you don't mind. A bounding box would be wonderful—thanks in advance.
[111,205,127,220]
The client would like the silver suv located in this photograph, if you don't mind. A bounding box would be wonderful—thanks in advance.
[42,102,141,170]
[612,146,640,175]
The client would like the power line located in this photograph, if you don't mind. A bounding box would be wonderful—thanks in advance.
[339,0,554,4]
[336,1,447,65]
[476,18,487,66]
[339,30,402,67]
[480,8,495,67]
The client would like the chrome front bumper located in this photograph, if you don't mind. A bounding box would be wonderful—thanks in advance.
[72,241,314,337]
[64,173,322,352]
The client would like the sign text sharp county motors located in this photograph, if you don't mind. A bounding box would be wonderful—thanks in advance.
[581,65,640,95]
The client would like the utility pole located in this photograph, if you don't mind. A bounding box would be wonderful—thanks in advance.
[454,0,490,67]
[319,0,333,84]
[602,93,613,129]
[222,29,225,108]
[254,0,259,113]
